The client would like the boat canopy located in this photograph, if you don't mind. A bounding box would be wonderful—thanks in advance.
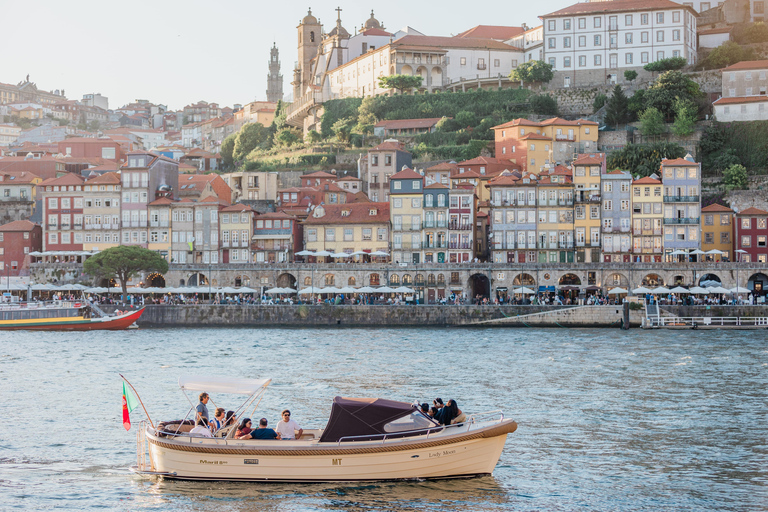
[178,376,271,396]
[319,396,422,443]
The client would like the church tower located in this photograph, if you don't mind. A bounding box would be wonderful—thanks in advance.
[293,9,322,99]
[266,43,283,103]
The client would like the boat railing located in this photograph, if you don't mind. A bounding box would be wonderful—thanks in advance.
[0,299,85,310]
[649,316,768,328]
[335,409,506,445]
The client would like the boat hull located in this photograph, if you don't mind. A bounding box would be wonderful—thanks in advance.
[145,420,517,482]
[0,307,144,331]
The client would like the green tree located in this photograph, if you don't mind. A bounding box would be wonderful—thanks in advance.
[220,133,236,168]
[624,70,638,83]
[84,246,169,298]
[644,70,703,119]
[455,110,477,127]
[701,40,757,70]
[270,100,287,132]
[87,120,100,132]
[723,163,749,191]
[274,127,302,148]
[640,107,667,136]
[233,122,270,161]
[743,22,768,43]
[604,85,631,126]
[627,89,646,120]
[530,94,558,115]
[593,93,608,113]
[671,97,698,137]
[643,56,688,73]
[331,117,355,142]
[607,142,686,176]
[509,61,554,85]
[377,74,423,94]
[305,130,322,143]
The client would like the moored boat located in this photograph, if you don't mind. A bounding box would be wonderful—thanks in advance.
[131,376,518,482]
[0,301,144,330]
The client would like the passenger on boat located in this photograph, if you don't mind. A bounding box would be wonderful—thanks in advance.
[248,418,281,440]
[189,418,213,438]
[212,408,226,431]
[196,392,210,423]
[433,398,444,411]
[420,403,430,415]
[276,409,303,440]
[235,418,254,439]
[224,410,237,426]
[439,399,467,425]
[428,406,439,418]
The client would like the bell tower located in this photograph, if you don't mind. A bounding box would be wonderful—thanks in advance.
[294,8,322,99]
[266,43,283,103]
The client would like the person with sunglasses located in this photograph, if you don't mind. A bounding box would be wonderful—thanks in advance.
[275,409,303,440]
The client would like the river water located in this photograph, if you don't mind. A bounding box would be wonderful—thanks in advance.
[1,327,766,511]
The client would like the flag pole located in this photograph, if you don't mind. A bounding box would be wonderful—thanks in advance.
[119,373,155,428]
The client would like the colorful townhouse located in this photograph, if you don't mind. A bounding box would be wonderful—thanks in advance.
[0,220,42,276]
[220,203,254,264]
[147,197,173,261]
[367,140,412,202]
[252,211,301,263]
[302,202,390,256]
[701,204,734,261]
[661,157,701,261]
[389,167,424,264]
[39,173,85,251]
[734,207,768,263]
[572,154,604,263]
[631,176,664,262]
[600,170,633,262]
[422,183,449,263]
[536,167,574,263]
[82,172,121,252]
[447,185,476,263]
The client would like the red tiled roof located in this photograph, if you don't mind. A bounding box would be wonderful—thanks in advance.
[425,182,450,189]
[492,118,542,130]
[739,207,768,216]
[302,171,336,178]
[392,35,520,51]
[39,173,85,187]
[221,203,253,212]
[148,197,175,206]
[633,176,661,185]
[661,158,698,166]
[85,172,120,185]
[360,28,391,36]
[451,169,482,179]
[543,0,695,17]
[573,153,605,166]
[302,202,390,225]
[713,96,768,105]
[371,140,408,152]
[426,162,459,172]
[336,176,362,181]
[455,25,525,40]
[520,133,550,141]
[722,59,768,72]
[390,167,423,180]
[701,203,733,213]
[487,174,519,186]
[258,211,296,220]
[374,118,444,129]
[0,220,38,232]
[0,170,41,184]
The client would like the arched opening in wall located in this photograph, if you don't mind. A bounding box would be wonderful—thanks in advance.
[234,275,243,287]
[324,273,335,286]
[641,274,664,287]
[401,64,413,75]
[428,274,436,286]
[512,273,535,287]
[558,273,582,286]
[468,273,490,300]
[748,272,768,295]
[147,273,166,288]
[699,273,722,288]
[437,274,446,287]
[277,273,297,289]
[179,279,186,286]
[390,65,395,75]
[187,273,208,286]
[402,274,413,285]
[389,274,400,286]
[348,276,356,286]
[672,275,686,286]
[416,66,428,87]
[241,275,250,287]
[369,273,380,286]
[607,273,628,288]
[304,276,312,286]
[212,279,218,287]
[415,273,425,287]
[431,67,442,88]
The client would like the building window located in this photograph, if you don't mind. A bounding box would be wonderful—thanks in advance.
[657,51,665,61]
[625,14,633,26]
[742,235,751,247]
[548,38,556,49]
[594,54,602,66]
[564,57,571,67]
[626,53,633,64]
[549,57,556,68]
[564,37,571,48]
[594,17,601,28]
[641,13,648,25]
[548,20,556,31]
[673,30,680,41]
[656,31,664,42]
[626,33,633,44]
[656,12,664,23]
[594,34,601,46]
[460,57,466,65]
[641,31,649,43]
[579,35,586,47]
[578,18,586,29]
[564,19,571,30]
[579,55,586,67]
[673,11,680,22]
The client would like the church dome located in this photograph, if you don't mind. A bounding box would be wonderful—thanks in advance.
[302,9,318,25]
[364,10,381,29]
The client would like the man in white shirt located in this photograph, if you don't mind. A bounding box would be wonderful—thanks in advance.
[189,418,213,438]
[275,409,303,440]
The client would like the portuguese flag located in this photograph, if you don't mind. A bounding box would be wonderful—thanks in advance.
[122,382,139,430]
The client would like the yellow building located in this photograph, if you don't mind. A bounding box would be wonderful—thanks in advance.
[82,172,121,252]
[536,167,574,263]
[302,202,391,258]
[220,203,254,264]
[701,204,734,261]
[389,167,425,264]
[572,153,604,263]
[631,176,664,262]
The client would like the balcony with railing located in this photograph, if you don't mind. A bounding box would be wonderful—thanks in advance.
[448,242,472,249]
[558,199,574,206]
[575,194,601,203]
[558,241,575,249]
[663,195,700,203]
[448,221,472,230]
[393,242,422,250]
[477,63,487,70]
[423,220,448,229]
[664,217,700,225]
[150,220,170,228]
[393,221,422,232]
[423,241,448,249]
[555,134,575,141]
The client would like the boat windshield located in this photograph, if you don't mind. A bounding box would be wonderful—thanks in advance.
[383,410,438,433]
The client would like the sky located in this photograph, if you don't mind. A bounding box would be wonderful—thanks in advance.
[4,0,568,111]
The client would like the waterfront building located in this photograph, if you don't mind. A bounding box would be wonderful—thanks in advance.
[336,176,363,194]
[701,203,734,261]
[179,173,232,203]
[455,156,521,212]
[541,0,697,88]
[302,202,390,257]
[0,171,41,223]
[661,156,701,261]
[488,171,527,263]
[536,167,574,263]
[39,173,85,251]
[170,200,195,264]
[58,138,124,162]
[572,153,604,263]
[147,197,173,261]
[220,204,254,264]
[301,171,337,188]
[422,183,449,263]
[367,141,412,202]
[713,60,768,122]
[448,185,476,262]
[631,175,664,262]
[491,118,598,173]
[222,170,279,202]
[82,172,121,252]
[390,167,425,264]
[191,195,221,265]
[0,220,42,276]
[423,162,456,186]
[600,169,633,262]
[252,211,301,263]
[734,207,768,263]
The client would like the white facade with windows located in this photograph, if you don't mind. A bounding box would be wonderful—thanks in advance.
[541,0,697,87]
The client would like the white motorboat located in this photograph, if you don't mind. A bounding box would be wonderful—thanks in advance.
[131,376,517,482]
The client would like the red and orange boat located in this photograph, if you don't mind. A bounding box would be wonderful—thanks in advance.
[0,301,144,330]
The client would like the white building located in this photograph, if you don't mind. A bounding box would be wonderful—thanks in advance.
[508,25,544,63]
[541,0,698,87]
[713,59,768,121]
[82,93,108,110]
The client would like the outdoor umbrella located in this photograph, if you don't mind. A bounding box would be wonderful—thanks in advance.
[314,250,333,257]
[706,249,725,255]
[319,286,340,294]
[281,288,297,294]
[651,286,670,294]
[632,286,652,294]
[669,250,687,256]
[700,279,721,288]
[350,251,367,256]
[356,286,375,293]
[369,251,389,256]
[238,287,258,294]
[31,283,54,291]
[295,250,315,256]
[607,287,628,295]
[709,286,731,294]
[690,249,706,255]
[265,287,283,294]
[298,287,320,294]
[513,287,536,294]
[375,286,395,293]
[337,286,357,294]
[689,286,709,294]
[394,286,415,293]
[669,286,690,294]
[730,286,750,294]
[331,252,351,258]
